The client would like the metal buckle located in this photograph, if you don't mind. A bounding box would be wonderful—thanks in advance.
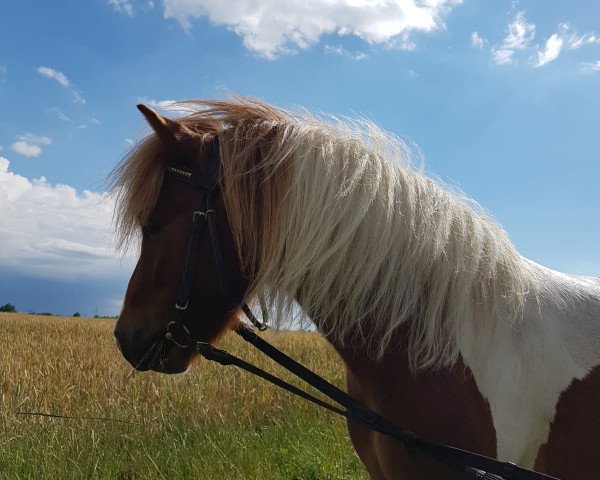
[192,211,206,223]
[165,321,193,348]
[166,166,193,178]
[175,299,189,310]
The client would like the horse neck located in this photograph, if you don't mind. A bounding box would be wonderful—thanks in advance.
[319,313,499,472]
[313,263,600,471]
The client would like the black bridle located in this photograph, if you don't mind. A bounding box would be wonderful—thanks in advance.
[162,138,559,480]
[164,137,267,348]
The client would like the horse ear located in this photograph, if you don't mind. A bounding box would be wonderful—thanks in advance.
[136,103,185,142]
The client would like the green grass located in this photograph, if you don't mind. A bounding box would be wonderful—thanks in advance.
[0,313,368,479]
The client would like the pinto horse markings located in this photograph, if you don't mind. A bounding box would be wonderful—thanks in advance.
[112,98,600,480]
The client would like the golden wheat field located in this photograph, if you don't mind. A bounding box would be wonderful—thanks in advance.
[0,312,368,479]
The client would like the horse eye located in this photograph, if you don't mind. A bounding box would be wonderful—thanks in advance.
[142,224,160,237]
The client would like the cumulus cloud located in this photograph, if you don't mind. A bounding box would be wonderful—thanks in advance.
[0,157,134,281]
[160,0,463,59]
[37,65,86,104]
[11,142,42,157]
[492,11,535,65]
[10,133,52,158]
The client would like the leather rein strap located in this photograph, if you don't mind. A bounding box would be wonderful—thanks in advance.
[163,138,560,480]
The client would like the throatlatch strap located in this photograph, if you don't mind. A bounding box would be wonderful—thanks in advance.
[205,193,267,330]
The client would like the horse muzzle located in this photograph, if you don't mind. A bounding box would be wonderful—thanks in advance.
[114,326,194,373]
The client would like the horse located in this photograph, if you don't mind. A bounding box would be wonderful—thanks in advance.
[112,97,600,480]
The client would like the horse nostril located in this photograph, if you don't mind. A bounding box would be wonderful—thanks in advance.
[113,327,154,362]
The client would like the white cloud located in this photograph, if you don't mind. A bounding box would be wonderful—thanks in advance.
[18,133,52,145]
[581,60,600,72]
[108,0,155,16]
[37,66,86,104]
[47,107,72,122]
[70,117,101,130]
[490,16,599,69]
[0,157,134,280]
[161,0,463,59]
[390,32,418,51]
[11,142,42,157]
[323,44,368,60]
[534,24,600,68]
[471,31,486,49]
[10,133,51,158]
[137,96,178,110]
[37,66,71,87]
[108,0,134,16]
[71,90,87,104]
[0,65,6,87]
[137,96,190,115]
[535,32,563,67]
[492,11,535,65]
[566,32,600,50]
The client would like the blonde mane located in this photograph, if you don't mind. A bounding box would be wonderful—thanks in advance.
[112,97,534,369]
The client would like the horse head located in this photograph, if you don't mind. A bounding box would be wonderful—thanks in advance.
[114,105,245,373]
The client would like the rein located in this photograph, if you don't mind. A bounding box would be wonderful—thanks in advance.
[163,139,560,480]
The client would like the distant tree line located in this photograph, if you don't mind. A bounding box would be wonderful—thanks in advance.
[0,303,116,318]
[0,303,16,313]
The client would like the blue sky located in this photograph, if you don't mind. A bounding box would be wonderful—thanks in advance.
[0,0,599,316]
